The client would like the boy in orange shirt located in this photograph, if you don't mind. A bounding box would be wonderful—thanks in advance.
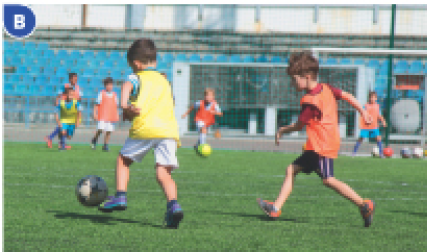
[257,51,376,228]
[91,77,119,152]
[181,88,222,149]
[352,91,387,157]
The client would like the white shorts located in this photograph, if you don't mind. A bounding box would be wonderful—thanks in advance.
[120,138,179,169]
[97,121,115,132]
[196,121,210,132]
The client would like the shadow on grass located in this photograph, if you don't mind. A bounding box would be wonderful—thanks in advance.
[47,210,164,228]
[390,210,427,217]
[206,210,304,223]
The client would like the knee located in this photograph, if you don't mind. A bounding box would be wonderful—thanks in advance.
[286,165,294,177]
[322,178,335,187]
[377,136,382,141]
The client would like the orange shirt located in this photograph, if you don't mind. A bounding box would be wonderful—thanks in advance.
[300,84,340,159]
[359,103,380,130]
[97,90,119,122]
[195,100,217,127]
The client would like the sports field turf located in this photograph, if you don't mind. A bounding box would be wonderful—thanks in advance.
[4,142,427,251]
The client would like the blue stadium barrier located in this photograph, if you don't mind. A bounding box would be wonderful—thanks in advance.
[216,55,228,63]
[57,50,69,59]
[189,54,201,63]
[83,51,95,59]
[340,58,352,65]
[325,58,338,65]
[13,41,23,49]
[243,56,255,63]
[230,55,241,63]
[176,54,188,62]
[37,42,49,51]
[271,56,283,63]
[256,55,268,63]
[163,53,174,63]
[408,61,423,73]
[25,41,36,50]
[353,59,365,65]
[202,55,214,62]
[394,60,409,74]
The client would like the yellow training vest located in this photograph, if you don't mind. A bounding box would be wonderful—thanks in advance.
[129,70,180,143]
[60,99,78,124]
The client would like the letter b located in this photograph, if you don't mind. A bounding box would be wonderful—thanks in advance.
[14,14,25,29]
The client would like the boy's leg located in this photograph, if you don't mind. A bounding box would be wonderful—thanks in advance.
[375,133,383,157]
[320,157,375,227]
[92,121,104,149]
[59,130,67,150]
[352,137,364,156]
[45,126,61,148]
[195,121,206,147]
[102,122,114,151]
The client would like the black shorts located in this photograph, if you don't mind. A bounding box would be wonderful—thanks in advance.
[293,151,334,179]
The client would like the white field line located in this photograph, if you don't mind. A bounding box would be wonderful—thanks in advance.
[4,182,427,201]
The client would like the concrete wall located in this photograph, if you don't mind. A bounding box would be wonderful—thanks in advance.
[30,4,427,36]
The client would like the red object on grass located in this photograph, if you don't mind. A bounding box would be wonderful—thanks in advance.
[383,147,393,157]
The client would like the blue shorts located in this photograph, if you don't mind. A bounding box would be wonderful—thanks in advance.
[360,129,380,139]
[61,123,76,137]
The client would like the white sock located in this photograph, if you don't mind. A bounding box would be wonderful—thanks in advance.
[200,133,207,145]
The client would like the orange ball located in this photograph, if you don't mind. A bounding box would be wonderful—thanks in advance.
[383,147,393,158]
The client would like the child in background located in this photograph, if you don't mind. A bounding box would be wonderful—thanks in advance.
[352,91,387,157]
[91,77,119,152]
[54,88,82,151]
[98,38,184,229]
[181,88,222,149]
[257,51,376,228]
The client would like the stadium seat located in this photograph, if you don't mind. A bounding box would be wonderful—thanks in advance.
[103,60,114,68]
[44,85,56,96]
[49,76,60,85]
[367,60,380,69]
[4,83,15,95]
[43,66,55,75]
[49,58,61,67]
[13,41,23,49]
[424,64,427,74]
[16,66,27,74]
[78,76,90,86]
[70,50,82,60]
[109,51,121,60]
[35,75,49,84]
[4,41,12,50]
[37,42,49,51]
[82,69,95,77]
[9,74,21,83]
[37,58,48,66]
[32,50,43,58]
[96,50,108,60]
[17,49,29,57]
[23,58,37,67]
[29,66,42,75]
[97,68,109,77]
[43,49,55,59]
[25,41,37,50]
[271,56,283,63]
[189,54,201,63]
[111,70,122,80]
[325,58,338,65]
[163,53,174,63]
[216,55,228,63]
[156,53,163,62]
[22,75,34,84]
[408,61,423,74]
[230,55,241,63]
[56,67,68,77]
[375,78,387,90]
[353,59,365,65]
[379,60,391,70]
[124,68,133,76]
[378,68,389,77]
[175,54,187,62]
[10,56,22,66]
[340,58,352,65]
[56,50,69,59]
[16,84,28,95]
[243,56,255,63]
[83,51,95,59]
[256,55,268,63]
[394,60,409,74]
[157,62,168,70]
[64,59,76,67]
[202,55,214,62]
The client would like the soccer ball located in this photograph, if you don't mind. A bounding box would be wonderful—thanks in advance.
[383,147,393,158]
[413,147,424,159]
[400,148,411,159]
[371,146,380,157]
[198,144,212,157]
[76,175,108,207]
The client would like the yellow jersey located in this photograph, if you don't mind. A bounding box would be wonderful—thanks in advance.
[59,99,80,124]
[129,70,179,143]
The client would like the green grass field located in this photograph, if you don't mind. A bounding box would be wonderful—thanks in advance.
[4,142,427,251]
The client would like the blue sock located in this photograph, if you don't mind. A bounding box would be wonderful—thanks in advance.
[60,134,66,148]
[49,127,60,140]
[353,141,362,153]
[115,191,127,198]
[377,141,383,155]
[167,199,178,209]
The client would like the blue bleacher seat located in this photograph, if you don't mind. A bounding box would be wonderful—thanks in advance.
[175,54,187,62]
[116,59,128,68]
[29,66,41,75]
[49,58,61,67]
[353,59,365,65]
[96,51,107,59]
[22,75,34,84]
[37,42,49,51]
[325,58,338,65]
[408,61,423,74]
[379,60,390,69]
[394,60,409,74]
[89,77,103,86]
[32,50,43,58]
[17,49,29,57]
[109,51,121,60]
[163,53,174,63]
[4,41,12,50]
[83,51,95,59]
[23,58,37,67]
[16,66,27,74]
[37,58,48,66]
[44,49,55,59]
[64,59,75,67]
[103,61,114,68]
[43,66,55,75]
[189,54,201,63]
[4,73,12,82]
[25,41,36,50]
[49,76,60,85]
[4,83,15,94]
[124,68,133,76]
[10,56,22,66]
[230,55,241,63]
[97,68,109,77]
[16,84,28,94]
[216,55,228,63]
[340,58,352,65]
[82,69,95,77]
[78,76,90,86]
[157,62,168,70]
[70,50,82,60]
[44,85,56,96]
[256,55,268,63]
[56,67,68,77]
[424,65,427,74]
[243,56,255,63]
[156,53,163,62]
[13,41,23,49]
[35,75,48,84]
[56,50,69,59]
[378,68,389,77]
[271,56,283,63]
[110,70,122,80]
[368,59,380,69]
[375,78,387,90]
[202,55,214,62]
[10,74,20,83]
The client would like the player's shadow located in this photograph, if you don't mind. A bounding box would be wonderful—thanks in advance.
[207,210,304,223]
[390,210,427,217]
[47,210,163,228]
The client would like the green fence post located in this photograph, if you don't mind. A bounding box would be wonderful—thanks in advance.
[384,4,396,147]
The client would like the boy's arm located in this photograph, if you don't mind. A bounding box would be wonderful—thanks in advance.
[181,105,194,119]
[55,113,61,128]
[76,111,81,128]
[341,91,372,125]
[275,121,304,146]
[211,104,223,117]
[121,81,140,121]
[379,114,387,127]
[93,105,98,121]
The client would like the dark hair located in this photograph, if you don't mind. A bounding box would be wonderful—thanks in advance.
[127,38,157,65]
[287,51,319,79]
[64,87,73,94]
[69,73,77,80]
[369,91,377,98]
[103,77,114,86]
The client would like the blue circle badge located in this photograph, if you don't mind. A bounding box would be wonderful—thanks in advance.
[3,4,37,39]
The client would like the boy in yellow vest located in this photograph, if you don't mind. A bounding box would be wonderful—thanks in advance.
[98,39,183,229]
[55,87,82,151]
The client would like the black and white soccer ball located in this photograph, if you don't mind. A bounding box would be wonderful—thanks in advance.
[400,148,412,159]
[75,175,108,207]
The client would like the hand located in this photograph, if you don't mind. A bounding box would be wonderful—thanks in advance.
[75,122,79,128]
[123,105,141,121]
[382,121,387,127]
[275,130,283,146]
[361,111,372,125]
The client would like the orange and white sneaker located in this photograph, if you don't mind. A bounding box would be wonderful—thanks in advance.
[44,136,52,148]
[257,198,281,220]
[65,145,72,150]
[360,199,375,227]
